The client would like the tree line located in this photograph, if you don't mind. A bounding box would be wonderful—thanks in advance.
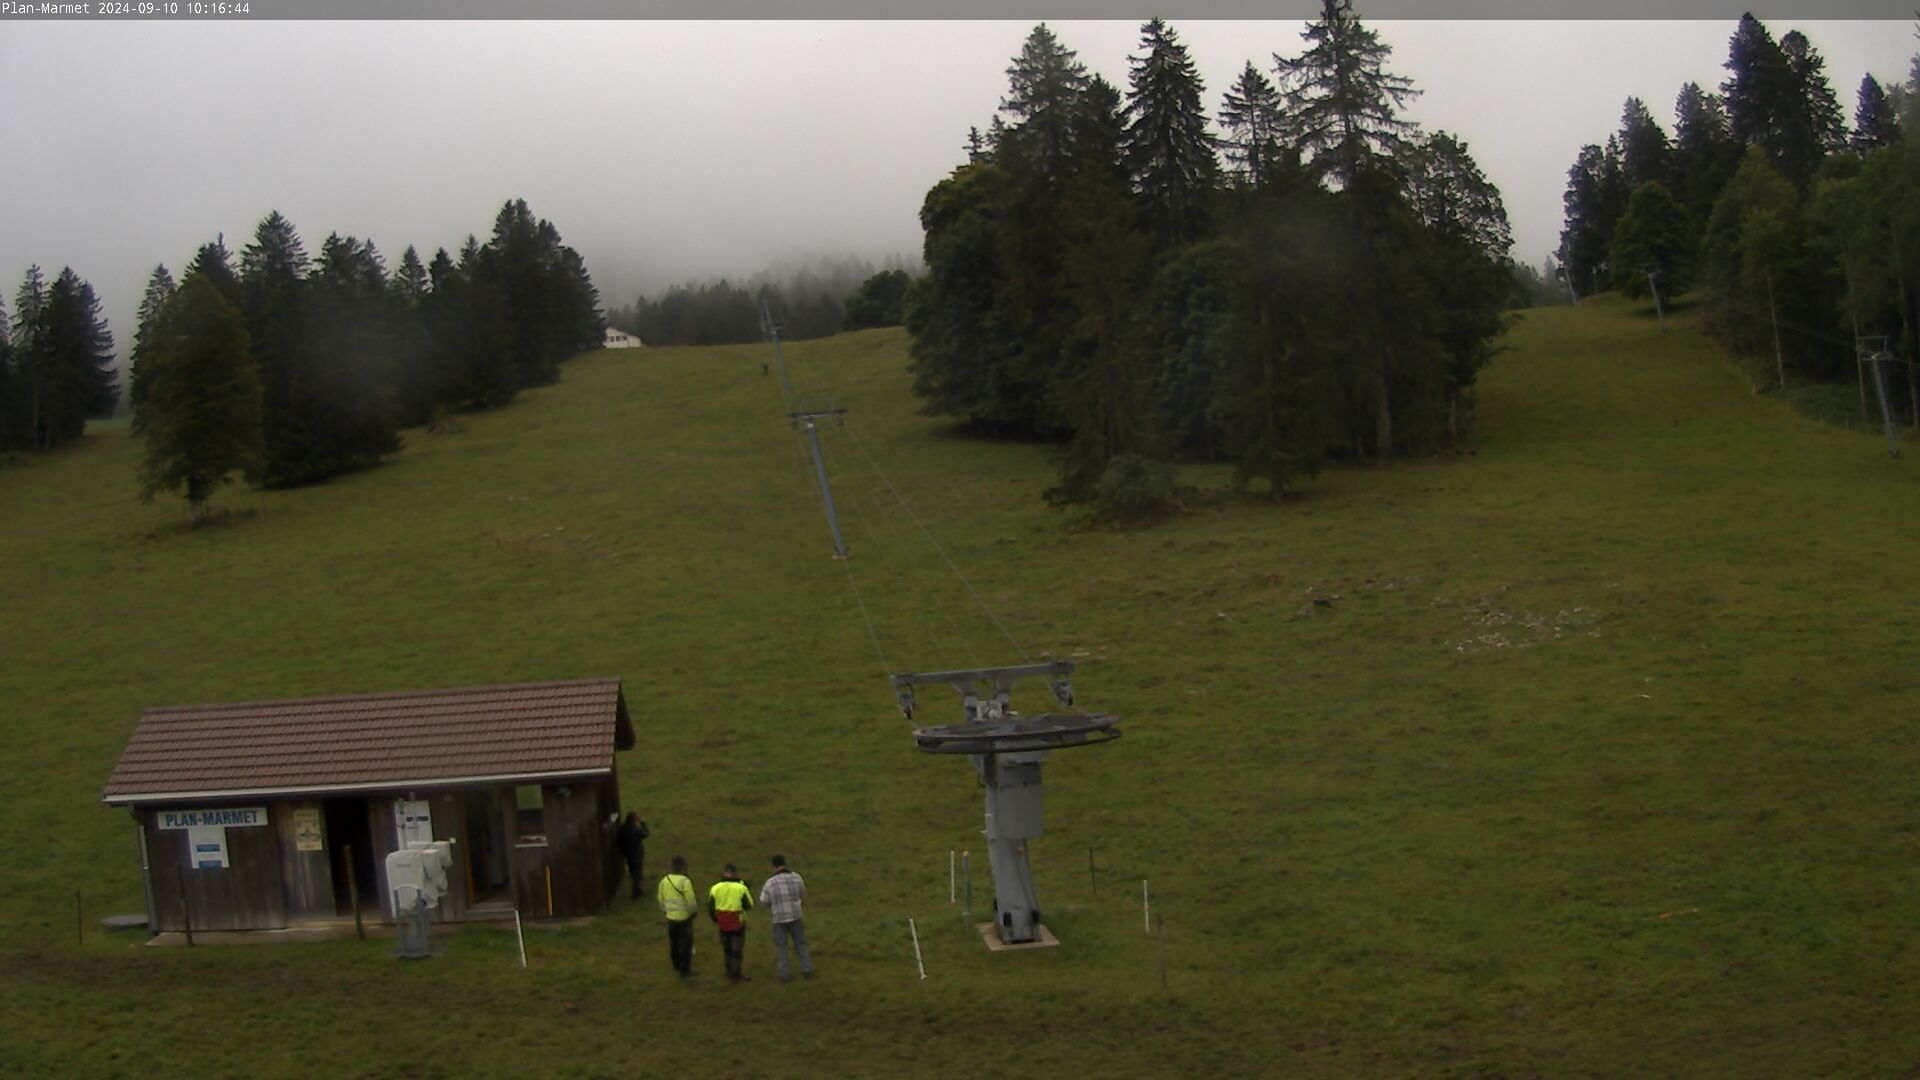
[0,265,117,454]
[129,198,602,520]
[906,4,1516,514]
[1557,13,1920,414]
[606,258,913,346]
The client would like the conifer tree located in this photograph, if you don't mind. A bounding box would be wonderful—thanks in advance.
[1672,82,1741,240]
[391,245,430,306]
[1558,141,1628,296]
[1278,0,1429,458]
[136,273,264,523]
[1723,16,1844,188]
[188,237,241,308]
[128,263,177,419]
[1618,97,1671,190]
[1276,0,1421,187]
[1854,74,1902,152]
[38,268,117,447]
[1219,62,1290,192]
[10,265,49,449]
[997,24,1091,188]
[239,212,315,484]
[0,295,13,450]
[1123,18,1218,246]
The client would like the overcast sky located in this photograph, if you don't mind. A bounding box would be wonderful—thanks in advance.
[1,18,1913,358]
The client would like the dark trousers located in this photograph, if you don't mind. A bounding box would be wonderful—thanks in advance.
[667,918,693,975]
[720,927,746,979]
[626,857,645,899]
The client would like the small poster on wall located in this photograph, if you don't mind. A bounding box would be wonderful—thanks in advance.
[187,824,229,869]
[293,808,324,852]
[396,799,432,847]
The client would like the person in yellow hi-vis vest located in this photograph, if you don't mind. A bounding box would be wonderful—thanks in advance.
[656,855,698,978]
[708,863,755,982]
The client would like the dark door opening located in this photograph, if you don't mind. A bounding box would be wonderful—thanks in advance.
[463,789,511,907]
[323,797,377,917]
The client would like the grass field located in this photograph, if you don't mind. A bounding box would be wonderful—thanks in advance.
[3,298,1918,1078]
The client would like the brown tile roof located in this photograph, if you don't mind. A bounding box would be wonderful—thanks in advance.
[102,678,634,804]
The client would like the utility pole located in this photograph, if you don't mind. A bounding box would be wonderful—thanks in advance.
[1555,263,1578,306]
[762,298,792,397]
[1859,337,1902,458]
[1644,267,1666,332]
[790,403,850,558]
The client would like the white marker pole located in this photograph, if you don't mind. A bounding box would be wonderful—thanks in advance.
[1143,880,1151,933]
[514,909,527,968]
[949,850,956,903]
[909,917,927,981]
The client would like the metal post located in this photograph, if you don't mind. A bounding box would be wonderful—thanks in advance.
[1645,270,1665,332]
[75,890,83,948]
[1868,349,1902,458]
[763,300,791,397]
[175,868,194,947]
[345,844,365,941]
[1157,913,1168,991]
[1088,845,1096,896]
[136,823,155,933]
[962,850,972,925]
[802,416,850,559]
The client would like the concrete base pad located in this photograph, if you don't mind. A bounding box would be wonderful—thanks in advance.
[976,922,1059,951]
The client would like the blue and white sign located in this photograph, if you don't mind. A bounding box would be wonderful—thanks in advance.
[158,807,269,830]
[187,825,229,869]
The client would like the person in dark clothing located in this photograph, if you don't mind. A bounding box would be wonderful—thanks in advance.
[616,812,650,899]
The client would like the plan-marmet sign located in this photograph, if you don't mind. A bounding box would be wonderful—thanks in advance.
[157,807,268,830]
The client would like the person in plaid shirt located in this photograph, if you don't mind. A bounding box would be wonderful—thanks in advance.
[758,854,814,982]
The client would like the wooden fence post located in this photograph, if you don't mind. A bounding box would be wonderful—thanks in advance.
[345,844,365,941]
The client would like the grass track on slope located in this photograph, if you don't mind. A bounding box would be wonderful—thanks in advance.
[2,299,1916,1077]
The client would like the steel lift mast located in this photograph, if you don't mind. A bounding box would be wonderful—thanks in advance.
[892,660,1119,945]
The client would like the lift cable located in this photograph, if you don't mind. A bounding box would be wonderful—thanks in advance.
[839,419,1033,664]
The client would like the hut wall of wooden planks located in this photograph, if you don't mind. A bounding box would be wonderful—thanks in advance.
[103,679,636,934]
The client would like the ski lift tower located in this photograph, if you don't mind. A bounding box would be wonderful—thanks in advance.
[892,660,1119,945]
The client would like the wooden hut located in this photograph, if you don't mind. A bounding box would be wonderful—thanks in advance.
[101,678,636,934]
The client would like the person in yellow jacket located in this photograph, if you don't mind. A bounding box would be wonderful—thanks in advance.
[708,863,755,982]
[656,855,698,978]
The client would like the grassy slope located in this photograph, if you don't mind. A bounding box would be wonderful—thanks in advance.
[2,300,1917,1078]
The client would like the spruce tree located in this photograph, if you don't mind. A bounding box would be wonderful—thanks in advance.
[10,266,49,449]
[997,24,1091,188]
[1672,82,1741,241]
[136,273,264,523]
[1854,74,1902,152]
[1122,18,1219,247]
[1557,141,1627,296]
[391,245,430,306]
[239,212,314,484]
[1278,0,1428,458]
[129,263,177,420]
[0,295,13,450]
[187,237,241,308]
[1276,0,1421,187]
[1618,97,1671,190]
[39,268,117,446]
[1723,16,1844,189]
[1218,62,1290,192]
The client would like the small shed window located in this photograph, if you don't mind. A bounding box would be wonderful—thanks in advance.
[514,785,546,844]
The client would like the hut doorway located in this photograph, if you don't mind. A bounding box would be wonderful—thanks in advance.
[324,797,378,917]
[463,789,511,908]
